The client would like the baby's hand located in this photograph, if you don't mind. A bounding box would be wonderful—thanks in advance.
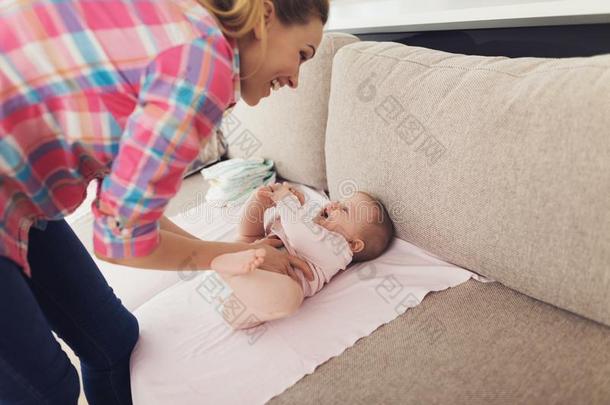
[258,182,305,206]
[254,185,276,209]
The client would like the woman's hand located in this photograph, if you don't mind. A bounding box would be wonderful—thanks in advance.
[252,234,284,248]
[250,240,314,283]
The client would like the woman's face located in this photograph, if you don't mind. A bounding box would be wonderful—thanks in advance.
[237,2,324,106]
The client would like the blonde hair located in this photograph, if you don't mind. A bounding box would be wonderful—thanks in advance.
[197,1,329,78]
[197,0,329,39]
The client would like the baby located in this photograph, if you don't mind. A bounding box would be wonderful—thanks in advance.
[211,182,394,329]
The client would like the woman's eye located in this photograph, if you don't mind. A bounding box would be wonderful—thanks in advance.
[300,52,307,62]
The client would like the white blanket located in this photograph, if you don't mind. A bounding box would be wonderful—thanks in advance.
[129,185,491,404]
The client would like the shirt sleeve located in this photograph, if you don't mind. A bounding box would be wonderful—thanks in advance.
[92,35,236,259]
[275,195,353,271]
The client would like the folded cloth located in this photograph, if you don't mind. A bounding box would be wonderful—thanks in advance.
[201,158,276,207]
[129,183,494,405]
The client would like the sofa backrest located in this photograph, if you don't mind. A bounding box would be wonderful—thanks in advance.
[224,32,359,190]
[325,41,610,326]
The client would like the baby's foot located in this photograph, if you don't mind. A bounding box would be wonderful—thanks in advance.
[211,248,266,276]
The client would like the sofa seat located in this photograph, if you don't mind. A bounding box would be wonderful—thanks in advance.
[269,279,610,404]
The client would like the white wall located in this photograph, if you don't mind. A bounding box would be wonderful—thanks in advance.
[326,0,610,33]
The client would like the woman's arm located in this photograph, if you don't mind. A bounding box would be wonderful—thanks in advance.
[96,228,314,280]
[159,215,199,240]
[96,230,248,270]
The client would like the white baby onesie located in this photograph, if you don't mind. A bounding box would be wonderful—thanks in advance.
[263,193,353,297]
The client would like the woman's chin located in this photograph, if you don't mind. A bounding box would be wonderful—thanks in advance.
[241,91,265,107]
[240,93,258,106]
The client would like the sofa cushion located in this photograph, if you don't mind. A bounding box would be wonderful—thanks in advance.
[324,42,610,325]
[224,32,359,190]
[269,280,610,404]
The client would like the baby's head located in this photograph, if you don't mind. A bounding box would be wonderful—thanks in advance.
[314,191,394,262]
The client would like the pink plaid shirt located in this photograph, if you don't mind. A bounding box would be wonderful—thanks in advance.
[0,0,241,277]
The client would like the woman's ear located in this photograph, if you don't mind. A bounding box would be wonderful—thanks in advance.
[254,0,275,41]
[349,239,365,254]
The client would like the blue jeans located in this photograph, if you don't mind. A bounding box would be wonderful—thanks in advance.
[0,220,139,404]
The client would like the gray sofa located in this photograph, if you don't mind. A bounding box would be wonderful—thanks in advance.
[225,33,610,404]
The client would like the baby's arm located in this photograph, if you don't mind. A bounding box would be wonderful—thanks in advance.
[274,195,321,260]
[238,183,305,243]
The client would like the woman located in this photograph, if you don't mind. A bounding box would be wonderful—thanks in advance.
[0,0,327,403]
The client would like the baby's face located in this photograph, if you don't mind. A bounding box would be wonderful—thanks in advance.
[313,192,376,242]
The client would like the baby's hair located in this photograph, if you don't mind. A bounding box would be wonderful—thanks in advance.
[351,192,394,262]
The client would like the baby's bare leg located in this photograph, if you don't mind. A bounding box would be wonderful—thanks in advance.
[211,250,304,330]
[238,189,270,242]
[219,270,304,330]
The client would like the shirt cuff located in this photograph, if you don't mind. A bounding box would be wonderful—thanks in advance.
[276,194,302,220]
[277,193,301,209]
[92,203,160,259]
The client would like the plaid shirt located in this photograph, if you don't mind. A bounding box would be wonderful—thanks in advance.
[0,0,240,277]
